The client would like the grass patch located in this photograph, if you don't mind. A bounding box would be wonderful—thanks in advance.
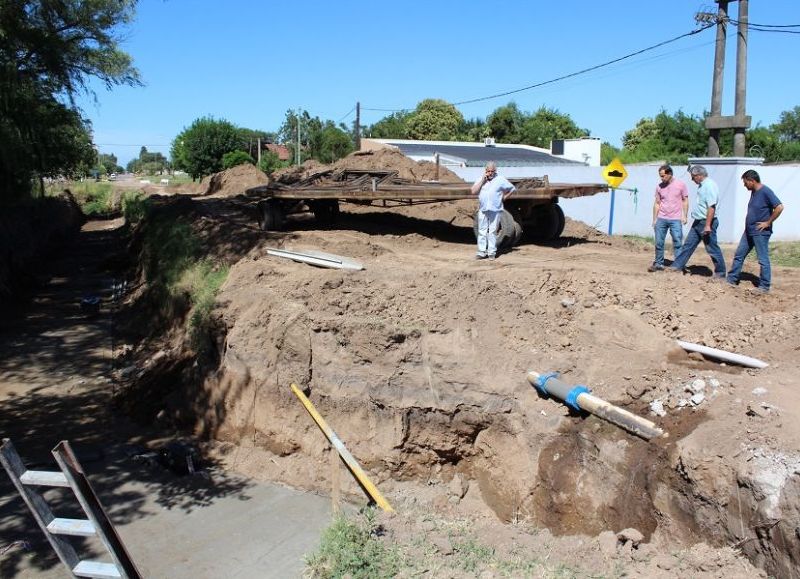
[121,191,150,224]
[67,181,114,215]
[771,241,800,268]
[141,214,227,347]
[622,234,654,245]
[305,510,400,579]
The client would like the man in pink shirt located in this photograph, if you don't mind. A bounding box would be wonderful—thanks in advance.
[648,164,688,272]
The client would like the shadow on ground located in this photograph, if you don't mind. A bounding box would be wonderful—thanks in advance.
[0,220,253,577]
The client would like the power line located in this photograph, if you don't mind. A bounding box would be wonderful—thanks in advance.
[452,23,715,106]
[729,19,800,28]
[336,106,356,123]
[361,23,715,115]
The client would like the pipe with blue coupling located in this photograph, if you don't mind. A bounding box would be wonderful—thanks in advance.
[527,370,665,441]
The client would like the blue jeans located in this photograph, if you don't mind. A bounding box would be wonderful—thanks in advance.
[653,218,683,267]
[727,232,772,290]
[670,218,726,277]
[476,209,501,257]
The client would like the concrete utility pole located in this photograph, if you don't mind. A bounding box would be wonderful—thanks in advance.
[701,0,751,157]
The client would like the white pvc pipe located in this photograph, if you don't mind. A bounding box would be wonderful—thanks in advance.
[676,340,768,369]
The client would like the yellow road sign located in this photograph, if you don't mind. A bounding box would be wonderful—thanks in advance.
[603,158,628,188]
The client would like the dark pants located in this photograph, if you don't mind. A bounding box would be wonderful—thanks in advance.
[670,218,726,277]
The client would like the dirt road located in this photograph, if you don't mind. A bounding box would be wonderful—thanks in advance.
[0,218,332,578]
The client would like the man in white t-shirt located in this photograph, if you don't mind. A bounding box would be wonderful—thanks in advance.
[471,162,515,260]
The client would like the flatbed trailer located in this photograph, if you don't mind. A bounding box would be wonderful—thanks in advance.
[245,169,608,243]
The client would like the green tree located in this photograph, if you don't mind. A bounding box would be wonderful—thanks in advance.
[317,124,354,163]
[620,110,706,164]
[772,106,800,143]
[98,153,122,175]
[366,112,411,139]
[171,117,241,180]
[0,0,140,200]
[518,107,588,148]
[221,150,255,169]
[458,117,488,142]
[406,99,464,141]
[258,151,289,175]
[486,103,524,142]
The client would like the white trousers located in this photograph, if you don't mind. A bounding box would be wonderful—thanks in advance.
[476,209,501,257]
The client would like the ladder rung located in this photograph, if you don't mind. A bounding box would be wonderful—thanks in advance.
[72,560,122,578]
[20,470,69,487]
[47,517,96,536]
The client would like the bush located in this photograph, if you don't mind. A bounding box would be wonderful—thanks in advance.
[69,182,113,215]
[221,150,255,170]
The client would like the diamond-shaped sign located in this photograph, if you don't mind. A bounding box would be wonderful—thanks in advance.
[603,158,628,188]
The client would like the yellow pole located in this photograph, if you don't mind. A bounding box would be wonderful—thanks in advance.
[290,383,394,512]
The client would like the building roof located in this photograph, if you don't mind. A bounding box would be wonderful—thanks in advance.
[371,139,583,167]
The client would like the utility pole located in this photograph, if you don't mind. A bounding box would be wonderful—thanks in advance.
[257,137,262,165]
[355,101,361,151]
[296,115,301,165]
[700,0,751,157]
[733,0,749,156]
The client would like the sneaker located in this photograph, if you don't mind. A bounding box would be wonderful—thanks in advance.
[475,254,487,260]
[488,255,496,261]
[647,264,664,272]
[749,286,769,295]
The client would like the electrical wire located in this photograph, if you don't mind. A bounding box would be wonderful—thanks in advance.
[362,24,714,114]
[729,19,800,28]
[452,23,715,106]
[336,106,356,123]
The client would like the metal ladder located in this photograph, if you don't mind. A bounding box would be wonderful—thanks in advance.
[0,438,141,578]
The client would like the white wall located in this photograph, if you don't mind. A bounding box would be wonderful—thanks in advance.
[452,162,799,242]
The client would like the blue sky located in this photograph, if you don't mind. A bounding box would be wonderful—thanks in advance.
[78,0,800,167]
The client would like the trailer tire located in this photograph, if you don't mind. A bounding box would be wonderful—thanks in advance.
[526,203,561,242]
[512,220,524,246]
[258,200,285,232]
[311,199,340,227]
[473,209,516,249]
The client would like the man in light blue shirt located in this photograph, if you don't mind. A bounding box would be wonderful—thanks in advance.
[667,165,726,277]
[471,162,515,260]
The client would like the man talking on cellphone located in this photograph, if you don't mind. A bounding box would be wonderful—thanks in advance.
[471,162,515,260]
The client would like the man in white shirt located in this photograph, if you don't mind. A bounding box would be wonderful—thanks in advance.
[471,162,516,260]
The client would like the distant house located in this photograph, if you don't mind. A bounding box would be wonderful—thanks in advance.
[361,137,600,168]
[263,143,291,161]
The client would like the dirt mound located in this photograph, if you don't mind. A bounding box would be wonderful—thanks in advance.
[197,163,269,198]
[119,194,800,577]
[271,148,464,185]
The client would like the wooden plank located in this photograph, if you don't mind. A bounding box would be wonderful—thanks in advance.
[73,560,123,578]
[246,180,607,202]
[20,470,70,487]
[47,517,97,537]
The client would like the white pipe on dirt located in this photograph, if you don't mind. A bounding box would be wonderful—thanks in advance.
[676,340,768,369]
[527,371,665,441]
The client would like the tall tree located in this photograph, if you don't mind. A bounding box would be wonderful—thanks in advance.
[171,117,241,180]
[406,99,464,141]
[366,111,411,139]
[772,106,800,143]
[518,107,588,149]
[0,0,140,200]
[486,103,524,142]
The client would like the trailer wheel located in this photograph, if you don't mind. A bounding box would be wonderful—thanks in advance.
[258,200,285,232]
[311,200,340,227]
[527,203,561,242]
[554,204,565,238]
[512,220,524,245]
[473,209,516,249]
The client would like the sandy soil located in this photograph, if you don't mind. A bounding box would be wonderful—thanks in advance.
[109,160,800,578]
